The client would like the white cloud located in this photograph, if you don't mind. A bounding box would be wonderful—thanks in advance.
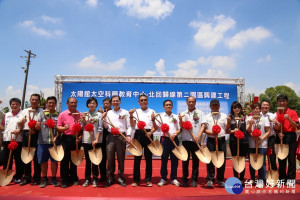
[144,70,156,76]
[257,54,272,63]
[86,0,98,7]
[20,19,66,38]
[20,20,35,27]
[226,26,272,49]
[155,58,166,76]
[190,15,236,49]
[284,82,300,95]
[0,85,54,109]
[245,86,265,96]
[76,55,126,70]
[199,69,228,78]
[197,56,236,69]
[41,15,62,24]
[114,0,174,20]
[144,56,235,78]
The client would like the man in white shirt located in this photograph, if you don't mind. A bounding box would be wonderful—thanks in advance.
[261,100,277,171]
[200,99,227,187]
[102,95,132,187]
[130,94,158,187]
[18,94,43,186]
[157,100,181,187]
[179,96,205,187]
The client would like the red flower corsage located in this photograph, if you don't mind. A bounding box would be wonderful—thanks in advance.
[72,123,82,133]
[137,121,146,130]
[8,140,18,150]
[252,129,262,137]
[28,120,37,129]
[182,121,193,131]
[161,123,170,134]
[44,119,55,128]
[111,127,120,135]
[212,125,221,134]
[234,130,244,139]
[84,123,94,132]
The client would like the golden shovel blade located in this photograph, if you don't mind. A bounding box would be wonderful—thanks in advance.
[172,145,188,161]
[266,170,279,187]
[232,156,245,173]
[127,139,143,156]
[71,150,84,166]
[211,151,225,168]
[21,147,36,164]
[49,145,64,162]
[195,146,211,164]
[88,147,102,165]
[249,153,264,170]
[147,139,163,156]
[0,169,14,187]
[275,144,289,160]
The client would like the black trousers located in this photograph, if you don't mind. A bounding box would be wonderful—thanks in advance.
[3,141,24,180]
[133,129,153,183]
[106,133,126,183]
[161,137,179,181]
[83,143,102,181]
[268,135,277,170]
[206,137,226,182]
[98,128,108,179]
[60,134,80,184]
[22,130,41,182]
[229,139,248,181]
[276,132,297,180]
[182,141,199,182]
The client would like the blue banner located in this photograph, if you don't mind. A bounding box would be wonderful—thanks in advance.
[61,82,237,116]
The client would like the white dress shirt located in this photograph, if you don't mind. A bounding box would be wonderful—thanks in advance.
[202,112,227,138]
[105,108,132,136]
[181,109,205,141]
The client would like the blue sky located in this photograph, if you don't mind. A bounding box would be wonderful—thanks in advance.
[1,0,300,109]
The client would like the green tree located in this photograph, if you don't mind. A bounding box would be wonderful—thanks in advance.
[259,85,300,115]
[1,107,9,113]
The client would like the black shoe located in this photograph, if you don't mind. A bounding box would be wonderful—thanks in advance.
[207,180,214,187]
[105,180,114,188]
[99,177,106,182]
[51,178,60,187]
[82,180,90,187]
[182,179,188,187]
[119,181,126,187]
[192,180,197,188]
[33,180,40,185]
[20,179,31,186]
[217,180,225,187]
[92,180,98,188]
[40,179,48,188]
[61,183,68,188]
[73,181,79,186]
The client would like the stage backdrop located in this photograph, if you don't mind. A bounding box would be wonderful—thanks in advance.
[61,82,237,116]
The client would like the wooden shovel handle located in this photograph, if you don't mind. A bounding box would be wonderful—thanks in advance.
[188,130,203,151]
[166,132,178,148]
[5,150,13,173]
[237,138,240,158]
[75,132,79,151]
[215,136,219,154]
[28,131,32,150]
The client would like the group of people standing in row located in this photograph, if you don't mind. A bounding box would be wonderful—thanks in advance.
[0,93,298,189]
